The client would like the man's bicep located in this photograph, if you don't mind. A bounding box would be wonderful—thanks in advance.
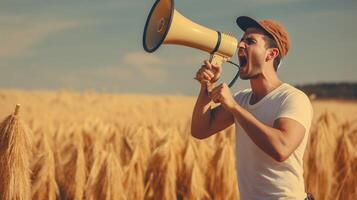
[209,105,235,135]
[273,117,305,151]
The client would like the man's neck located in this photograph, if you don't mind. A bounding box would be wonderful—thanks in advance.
[249,72,283,105]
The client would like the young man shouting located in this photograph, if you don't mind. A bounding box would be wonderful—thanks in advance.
[191,16,313,200]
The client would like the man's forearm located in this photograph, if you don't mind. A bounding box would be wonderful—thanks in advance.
[191,86,213,139]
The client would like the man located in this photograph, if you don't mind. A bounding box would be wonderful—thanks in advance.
[191,16,313,200]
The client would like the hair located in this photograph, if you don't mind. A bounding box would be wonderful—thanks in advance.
[262,34,281,71]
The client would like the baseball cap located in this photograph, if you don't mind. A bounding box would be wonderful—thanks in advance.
[236,16,290,58]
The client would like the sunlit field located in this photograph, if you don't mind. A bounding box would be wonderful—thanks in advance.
[0,89,356,200]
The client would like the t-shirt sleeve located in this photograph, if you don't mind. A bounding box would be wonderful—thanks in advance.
[233,89,250,105]
[274,91,313,130]
[233,91,242,103]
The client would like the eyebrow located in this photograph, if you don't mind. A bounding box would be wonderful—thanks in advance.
[240,35,255,41]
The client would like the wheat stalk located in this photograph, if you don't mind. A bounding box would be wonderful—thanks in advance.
[31,131,59,200]
[0,104,32,200]
[56,130,86,200]
[144,135,177,200]
[85,146,126,200]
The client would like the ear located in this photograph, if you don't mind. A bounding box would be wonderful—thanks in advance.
[266,48,279,61]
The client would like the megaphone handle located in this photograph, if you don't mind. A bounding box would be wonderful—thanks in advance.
[205,54,226,93]
[209,54,226,66]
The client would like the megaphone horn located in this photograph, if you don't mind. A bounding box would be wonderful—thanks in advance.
[143,0,238,66]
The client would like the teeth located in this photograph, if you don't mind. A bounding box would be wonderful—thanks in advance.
[238,49,246,56]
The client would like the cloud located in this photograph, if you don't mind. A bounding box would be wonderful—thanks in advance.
[70,52,168,87]
[122,52,165,66]
[0,20,80,60]
[122,52,168,82]
[88,65,135,81]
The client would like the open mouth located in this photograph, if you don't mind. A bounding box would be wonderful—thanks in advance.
[238,55,247,68]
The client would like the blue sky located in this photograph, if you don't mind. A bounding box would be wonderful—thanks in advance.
[0,0,356,95]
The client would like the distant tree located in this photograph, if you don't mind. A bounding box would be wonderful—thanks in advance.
[295,82,357,99]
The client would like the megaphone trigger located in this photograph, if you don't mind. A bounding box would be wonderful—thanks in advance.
[209,54,227,67]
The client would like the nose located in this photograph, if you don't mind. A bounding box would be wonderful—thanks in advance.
[238,40,245,49]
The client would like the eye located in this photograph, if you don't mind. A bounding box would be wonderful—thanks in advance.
[246,38,256,45]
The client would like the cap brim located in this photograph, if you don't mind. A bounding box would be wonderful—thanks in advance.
[236,16,264,32]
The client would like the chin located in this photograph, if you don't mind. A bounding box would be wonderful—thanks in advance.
[240,75,250,80]
[239,69,249,80]
[240,72,260,80]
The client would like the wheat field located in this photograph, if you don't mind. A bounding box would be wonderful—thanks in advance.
[0,89,356,200]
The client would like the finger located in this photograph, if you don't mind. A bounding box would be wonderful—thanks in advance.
[202,70,214,79]
[196,73,212,85]
[213,98,220,104]
[211,63,222,73]
[201,64,217,80]
[211,64,222,82]
[211,93,221,103]
[193,74,210,84]
[202,72,212,81]
[211,88,224,103]
[203,60,212,70]
[210,89,219,101]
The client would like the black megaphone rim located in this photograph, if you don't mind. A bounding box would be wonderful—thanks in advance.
[143,0,175,53]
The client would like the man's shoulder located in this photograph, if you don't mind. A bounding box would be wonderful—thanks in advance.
[276,83,310,100]
[276,83,313,114]
[274,83,313,129]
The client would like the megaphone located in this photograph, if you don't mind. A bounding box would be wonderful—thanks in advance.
[143,0,238,67]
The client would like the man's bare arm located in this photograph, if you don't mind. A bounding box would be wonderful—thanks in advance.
[191,85,234,139]
[210,83,306,162]
[191,60,234,139]
[230,104,305,162]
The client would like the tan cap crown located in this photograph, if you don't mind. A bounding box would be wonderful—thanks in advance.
[236,16,290,57]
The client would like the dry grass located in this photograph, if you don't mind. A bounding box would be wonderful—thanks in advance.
[31,131,58,200]
[85,147,126,200]
[0,105,32,200]
[0,89,356,200]
[56,131,86,200]
[144,135,177,200]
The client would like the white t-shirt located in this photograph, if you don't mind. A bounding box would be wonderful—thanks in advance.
[233,83,313,200]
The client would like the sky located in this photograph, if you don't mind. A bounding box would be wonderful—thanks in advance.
[0,0,356,96]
